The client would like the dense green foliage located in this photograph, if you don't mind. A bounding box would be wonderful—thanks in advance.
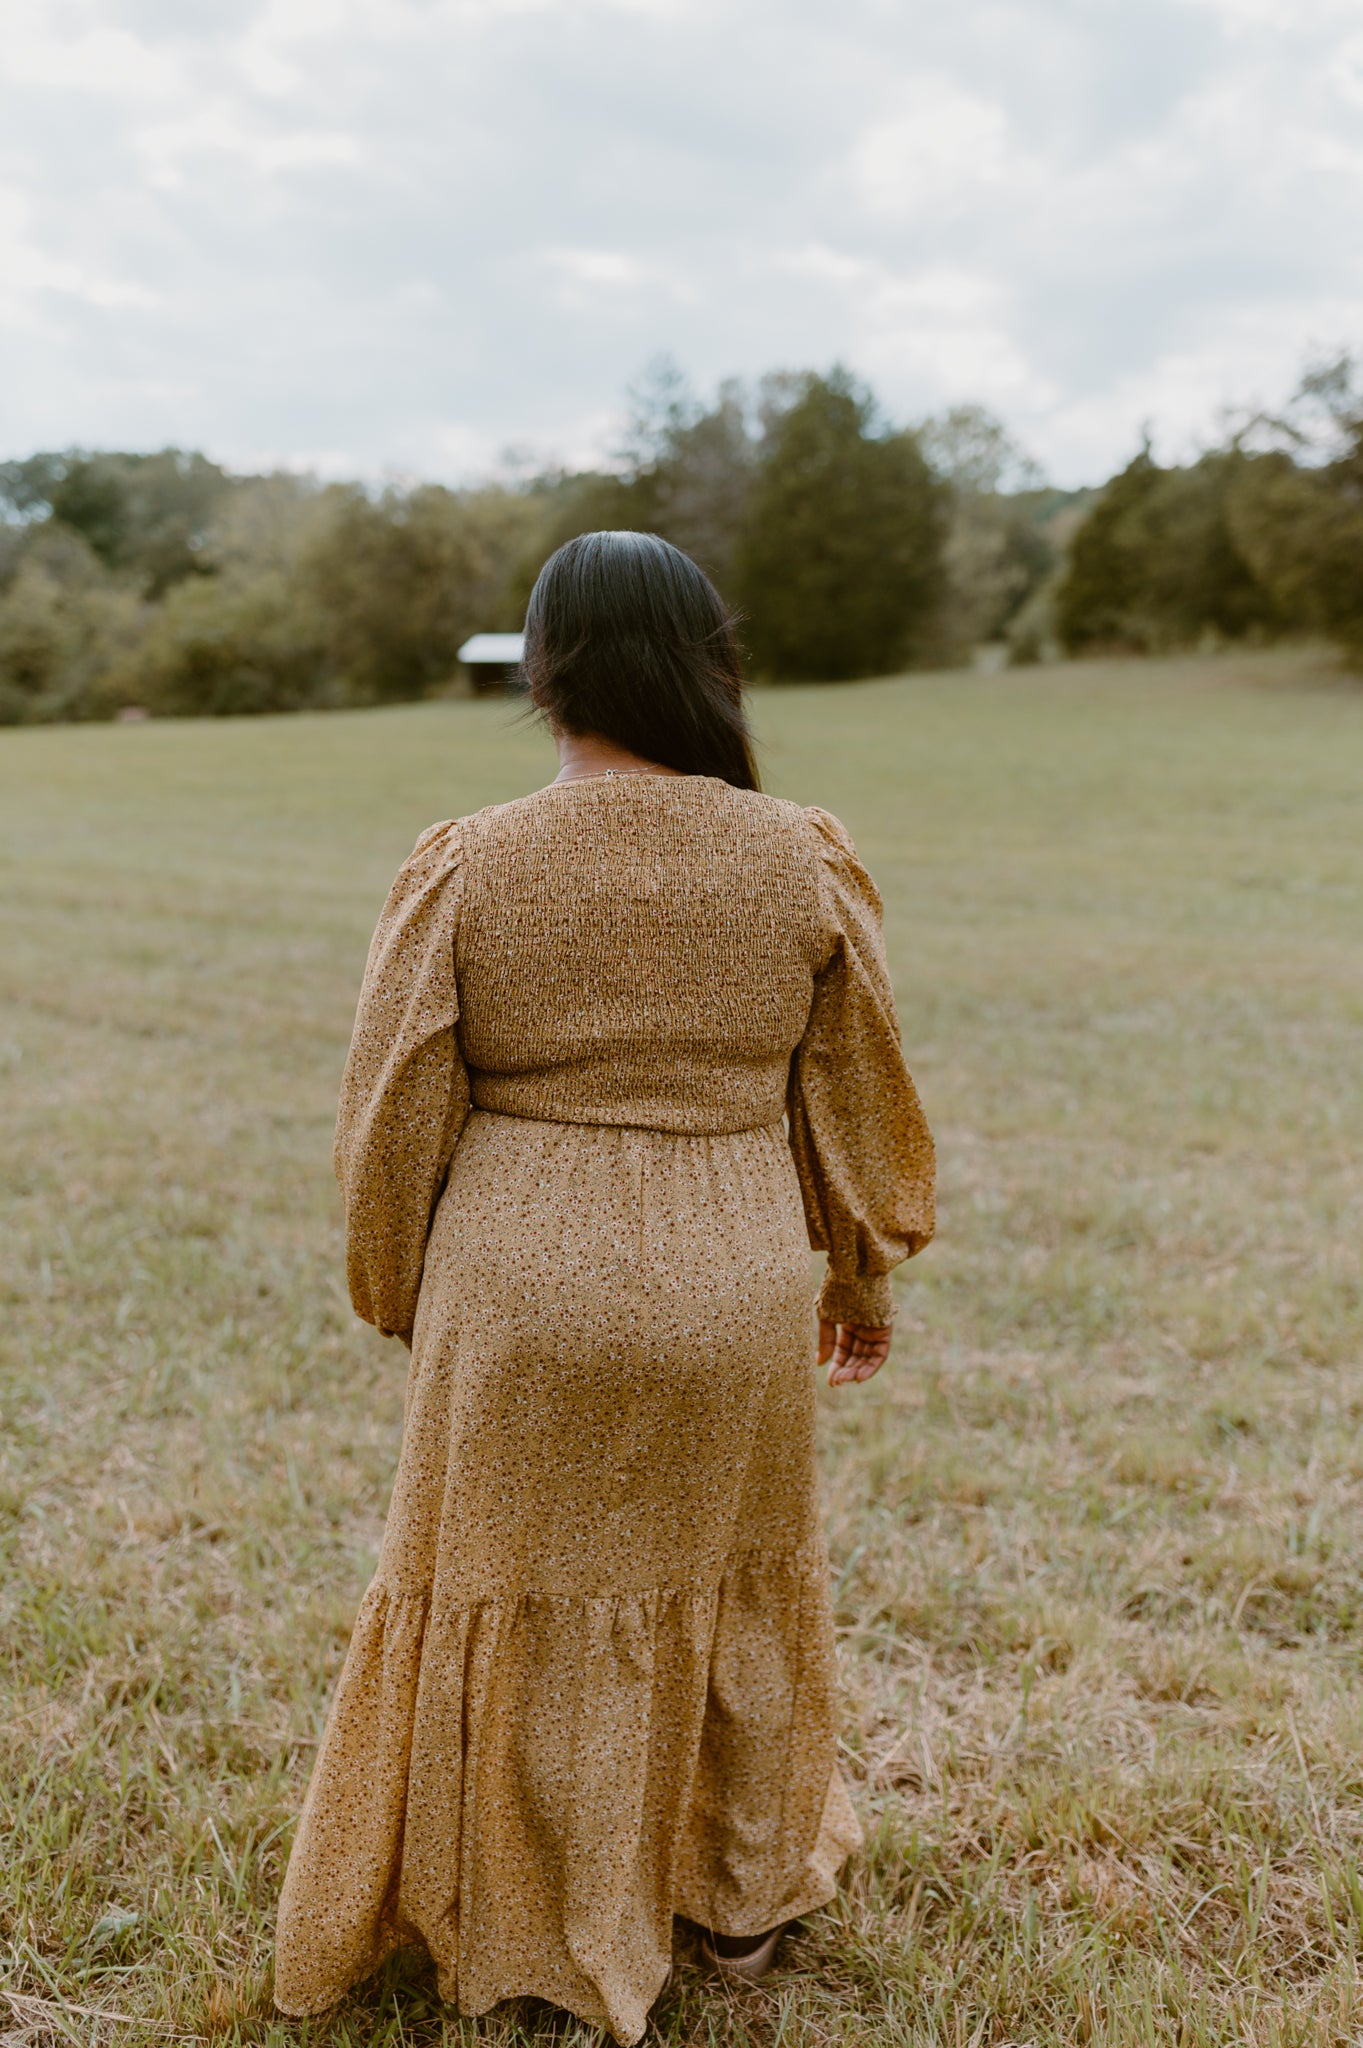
[1055,449,1281,654]
[919,404,1067,659]
[0,466,544,724]
[525,367,958,679]
[0,369,1047,723]
[1056,356,1363,660]
[0,448,229,597]
[0,355,1358,723]
[738,371,944,678]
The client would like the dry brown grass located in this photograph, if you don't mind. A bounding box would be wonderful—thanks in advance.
[1,645,1361,2045]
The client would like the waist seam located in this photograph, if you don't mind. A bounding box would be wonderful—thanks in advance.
[465,1102,785,1139]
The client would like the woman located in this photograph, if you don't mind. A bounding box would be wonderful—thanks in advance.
[274,531,934,2043]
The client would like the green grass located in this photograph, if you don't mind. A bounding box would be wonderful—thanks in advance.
[1,645,1361,2046]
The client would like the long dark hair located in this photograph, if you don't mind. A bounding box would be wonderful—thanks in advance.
[521,531,760,790]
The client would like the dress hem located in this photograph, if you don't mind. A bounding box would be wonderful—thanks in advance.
[274,1849,855,2042]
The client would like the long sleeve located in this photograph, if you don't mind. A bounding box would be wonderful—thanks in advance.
[788,806,935,1328]
[334,821,470,1340]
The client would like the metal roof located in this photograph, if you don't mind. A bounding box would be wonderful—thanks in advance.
[458,633,524,664]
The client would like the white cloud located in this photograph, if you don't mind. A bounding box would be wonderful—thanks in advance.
[1173,0,1350,29]
[0,0,1360,486]
[134,109,367,184]
[4,5,185,97]
[0,189,163,323]
[847,80,1012,219]
[1028,299,1363,481]
[775,244,868,287]
[545,249,653,290]
[1331,31,1363,109]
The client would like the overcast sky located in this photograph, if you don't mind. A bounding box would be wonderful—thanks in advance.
[3,0,1361,488]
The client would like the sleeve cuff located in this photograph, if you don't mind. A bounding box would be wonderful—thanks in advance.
[817,1270,896,1329]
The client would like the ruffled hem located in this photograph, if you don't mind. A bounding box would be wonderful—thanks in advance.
[275,1548,861,2044]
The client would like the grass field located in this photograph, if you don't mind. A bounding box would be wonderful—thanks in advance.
[1,646,1361,2047]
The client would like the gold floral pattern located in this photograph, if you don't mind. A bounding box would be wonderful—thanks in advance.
[274,776,934,2042]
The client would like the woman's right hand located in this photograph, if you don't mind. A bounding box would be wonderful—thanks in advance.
[818,1319,892,1386]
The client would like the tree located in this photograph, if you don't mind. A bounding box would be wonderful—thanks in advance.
[0,449,233,597]
[1054,447,1161,652]
[1055,447,1281,654]
[508,362,759,607]
[1226,354,1363,663]
[500,468,638,622]
[1228,455,1363,661]
[737,369,946,680]
[110,476,335,718]
[919,403,1043,497]
[297,483,542,703]
[616,361,757,592]
[919,404,1054,653]
[0,525,146,724]
[105,473,547,717]
[127,569,328,718]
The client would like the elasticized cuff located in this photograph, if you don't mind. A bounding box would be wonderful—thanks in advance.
[817,1270,896,1330]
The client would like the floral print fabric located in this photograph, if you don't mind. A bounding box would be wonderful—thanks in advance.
[274,777,934,2041]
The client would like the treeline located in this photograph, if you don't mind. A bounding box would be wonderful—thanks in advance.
[0,356,1359,725]
[0,367,1069,723]
[1053,359,1363,664]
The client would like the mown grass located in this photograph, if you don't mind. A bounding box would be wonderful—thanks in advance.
[1,645,1361,2047]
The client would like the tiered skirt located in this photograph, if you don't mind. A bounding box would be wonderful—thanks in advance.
[275,1112,861,2043]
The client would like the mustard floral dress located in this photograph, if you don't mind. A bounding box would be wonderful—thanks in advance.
[274,775,934,2043]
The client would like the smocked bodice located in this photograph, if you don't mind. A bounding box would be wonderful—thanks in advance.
[334,774,934,1336]
[455,778,828,1132]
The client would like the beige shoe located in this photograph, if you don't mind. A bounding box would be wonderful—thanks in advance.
[699,1923,786,1981]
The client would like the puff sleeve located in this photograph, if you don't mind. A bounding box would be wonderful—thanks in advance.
[788,807,935,1329]
[334,821,471,1340]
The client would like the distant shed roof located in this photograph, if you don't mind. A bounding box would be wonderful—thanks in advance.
[458,633,524,664]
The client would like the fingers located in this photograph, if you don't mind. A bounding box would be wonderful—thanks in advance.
[826,1322,892,1387]
[817,1318,836,1367]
